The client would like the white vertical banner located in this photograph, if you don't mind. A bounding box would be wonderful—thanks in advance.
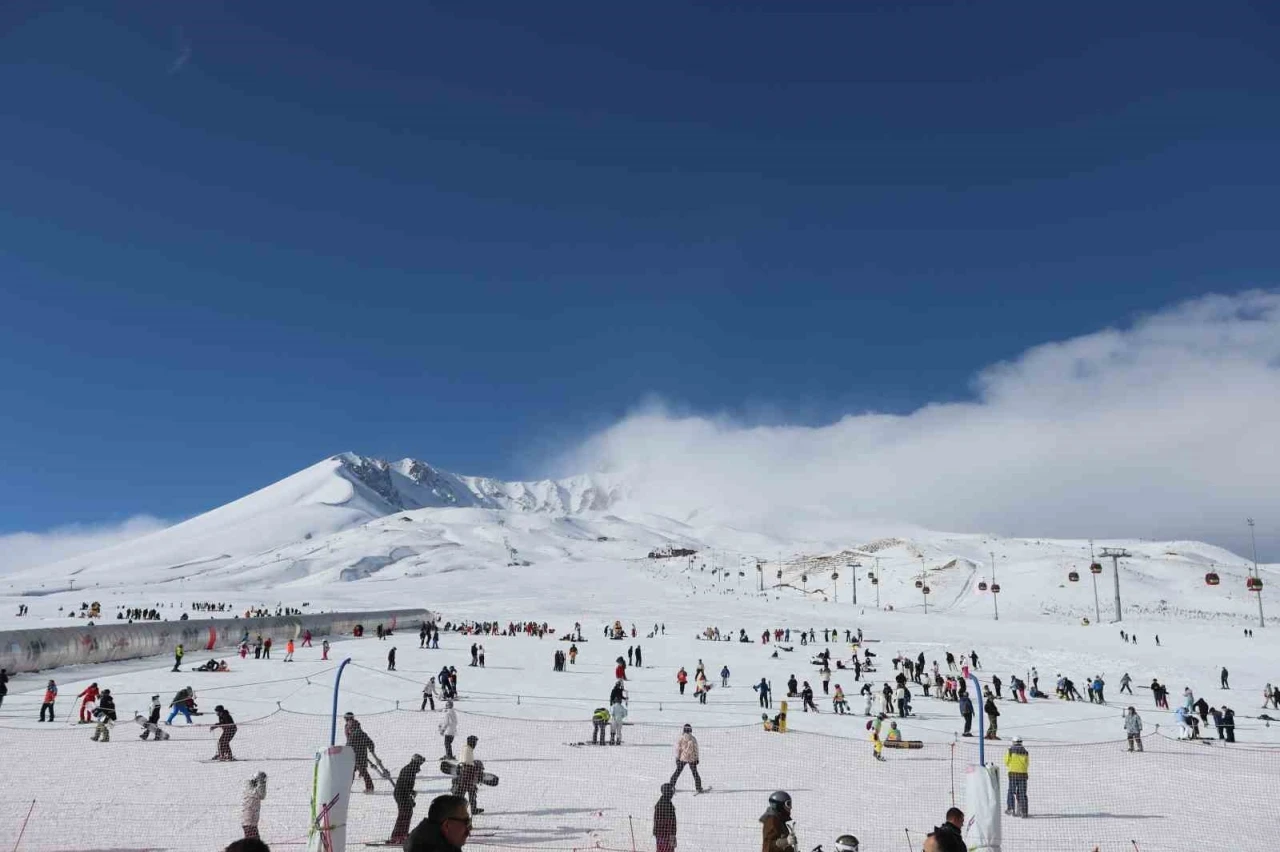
[309,744,356,852]
[963,763,1002,851]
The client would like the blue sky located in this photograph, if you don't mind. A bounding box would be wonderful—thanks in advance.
[2,3,1278,534]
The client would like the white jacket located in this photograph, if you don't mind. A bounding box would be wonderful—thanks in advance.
[241,776,267,826]
[423,680,437,696]
[439,708,458,736]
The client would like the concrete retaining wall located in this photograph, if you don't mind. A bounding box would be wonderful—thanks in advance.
[0,608,433,674]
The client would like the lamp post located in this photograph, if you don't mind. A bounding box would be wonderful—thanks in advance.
[1089,540,1101,625]
[850,561,860,606]
[874,557,881,610]
[1248,518,1266,628]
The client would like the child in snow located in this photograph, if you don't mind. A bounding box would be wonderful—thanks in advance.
[242,772,267,839]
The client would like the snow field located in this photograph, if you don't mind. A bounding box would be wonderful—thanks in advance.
[2,556,1278,852]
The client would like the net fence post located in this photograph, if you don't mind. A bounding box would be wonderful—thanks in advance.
[330,657,353,746]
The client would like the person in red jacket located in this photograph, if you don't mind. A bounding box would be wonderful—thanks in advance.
[615,661,627,681]
[78,682,101,723]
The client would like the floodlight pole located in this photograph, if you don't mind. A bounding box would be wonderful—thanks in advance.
[1089,540,1101,625]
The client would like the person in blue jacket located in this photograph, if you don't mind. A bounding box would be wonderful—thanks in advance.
[755,677,771,708]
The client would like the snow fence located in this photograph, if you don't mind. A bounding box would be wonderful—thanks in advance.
[0,608,431,673]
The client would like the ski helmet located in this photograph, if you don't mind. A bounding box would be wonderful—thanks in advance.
[683,723,692,733]
[835,835,859,852]
[768,790,792,810]
[466,735,479,746]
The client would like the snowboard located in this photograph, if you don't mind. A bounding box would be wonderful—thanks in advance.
[883,740,924,750]
[440,758,499,786]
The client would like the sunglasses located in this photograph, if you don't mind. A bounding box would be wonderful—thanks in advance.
[443,817,473,831]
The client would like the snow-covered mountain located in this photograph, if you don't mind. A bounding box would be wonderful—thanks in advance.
[2,453,622,590]
[2,451,1273,629]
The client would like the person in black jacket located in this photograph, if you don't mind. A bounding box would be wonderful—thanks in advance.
[924,807,967,852]
[0,668,8,710]
[345,713,376,792]
[653,783,677,852]
[390,754,426,844]
[405,793,471,852]
[1222,706,1236,743]
[213,705,238,761]
[983,696,1000,740]
[90,689,117,742]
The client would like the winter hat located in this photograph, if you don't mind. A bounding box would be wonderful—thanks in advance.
[682,723,693,733]
[343,711,355,720]
[466,735,479,746]
[661,782,674,796]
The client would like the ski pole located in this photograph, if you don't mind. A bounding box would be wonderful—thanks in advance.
[903,828,912,852]
[1131,841,1141,852]
[628,816,637,852]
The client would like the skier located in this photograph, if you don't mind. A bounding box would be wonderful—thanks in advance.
[302,629,312,648]
[1120,672,1132,694]
[760,791,797,852]
[420,623,429,649]
[38,679,58,722]
[421,678,437,711]
[755,677,772,709]
[242,772,267,840]
[321,639,330,661]
[958,691,974,737]
[1222,706,1236,742]
[653,783,677,852]
[439,700,458,759]
[451,735,486,814]
[1004,737,1029,817]
[77,682,101,723]
[90,689,117,742]
[212,705,238,761]
[991,674,1002,700]
[677,668,688,695]
[1221,667,1229,689]
[635,645,643,667]
[390,754,426,844]
[945,652,956,671]
[832,684,848,714]
[669,724,704,793]
[388,647,397,671]
[172,644,184,672]
[821,667,831,695]
[263,637,272,659]
[1124,706,1144,751]
[284,639,295,662]
[592,707,610,745]
[721,665,731,688]
[984,694,1000,740]
[609,695,627,745]
[969,650,980,670]
[346,713,377,791]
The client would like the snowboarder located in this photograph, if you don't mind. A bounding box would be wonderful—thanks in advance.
[669,724,704,792]
[242,772,267,840]
[390,754,426,844]
[301,629,312,648]
[439,700,458,759]
[212,705,238,761]
[284,639,295,662]
[263,637,272,659]
[869,714,885,761]
[787,674,798,696]
[451,735,486,813]
[832,684,848,714]
[477,645,485,668]
[90,690,116,741]
[139,695,166,740]
[635,645,643,667]
[1222,706,1236,742]
[321,639,330,661]
[760,791,796,852]
[958,691,974,737]
[470,643,479,667]
[801,682,818,713]
[1124,706,1143,751]
[721,665,730,688]
[677,668,688,695]
[969,650,980,670]
[422,678,437,711]
[653,783,677,852]
[388,647,397,671]
[172,644,184,672]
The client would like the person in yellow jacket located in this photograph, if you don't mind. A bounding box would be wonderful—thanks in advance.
[1004,737,1029,817]
[868,714,885,762]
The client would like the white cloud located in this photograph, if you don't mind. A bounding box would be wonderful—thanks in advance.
[561,290,1280,559]
[0,516,169,575]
